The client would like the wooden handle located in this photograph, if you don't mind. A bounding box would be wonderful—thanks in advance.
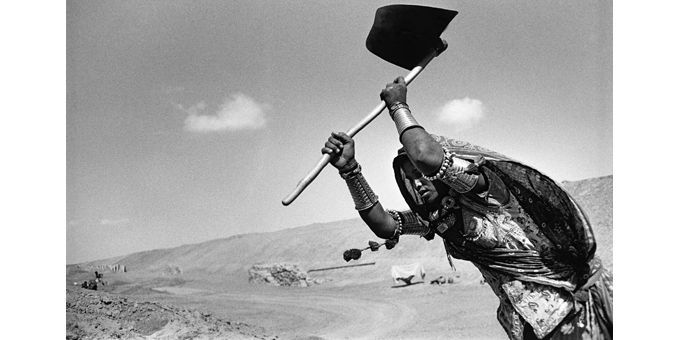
[282,48,440,206]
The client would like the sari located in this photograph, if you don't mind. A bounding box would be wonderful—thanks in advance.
[392,135,612,339]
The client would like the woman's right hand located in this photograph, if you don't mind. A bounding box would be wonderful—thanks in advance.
[321,131,356,171]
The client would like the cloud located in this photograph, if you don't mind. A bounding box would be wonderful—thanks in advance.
[100,218,130,226]
[183,93,269,133]
[435,97,486,131]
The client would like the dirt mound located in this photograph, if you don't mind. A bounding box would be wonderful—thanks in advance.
[66,288,270,339]
[248,263,309,287]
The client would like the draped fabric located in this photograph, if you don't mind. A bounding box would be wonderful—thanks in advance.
[391,135,612,339]
[429,135,597,279]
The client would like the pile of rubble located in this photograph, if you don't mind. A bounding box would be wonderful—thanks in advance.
[248,263,318,287]
[66,288,270,339]
[428,272,466,285]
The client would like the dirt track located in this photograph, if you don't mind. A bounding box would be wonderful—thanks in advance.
[67,265,508,340]
[97,273,506,340]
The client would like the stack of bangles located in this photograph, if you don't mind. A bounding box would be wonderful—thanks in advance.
[339,159,378,211]
[388,102,422,138]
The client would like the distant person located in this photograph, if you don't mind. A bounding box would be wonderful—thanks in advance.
[321,77,612,339]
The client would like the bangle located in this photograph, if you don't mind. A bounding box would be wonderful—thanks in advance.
[338,159,359,177]
[388,102,410,117]
[344,172,379,210]
[392,106,421,138]
[399,210,431,237]
[386,209,403,239]
[340,163,362,179]
[423,149,453,181]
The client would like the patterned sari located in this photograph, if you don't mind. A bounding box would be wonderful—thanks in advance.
[392,135,613,339]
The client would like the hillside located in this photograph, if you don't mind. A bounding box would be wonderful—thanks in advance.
[561,175,613,270]
[71,175,613,283]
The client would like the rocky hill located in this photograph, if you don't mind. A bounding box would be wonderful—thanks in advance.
[561,175,613,270]
[70,175,613,283]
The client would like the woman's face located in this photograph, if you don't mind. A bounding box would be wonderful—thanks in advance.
[401,161,440,205]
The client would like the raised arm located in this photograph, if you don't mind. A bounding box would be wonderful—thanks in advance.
[322,131,434,241]
[380,77,487,193]
[321,132,398,239]
[380,77,443,176]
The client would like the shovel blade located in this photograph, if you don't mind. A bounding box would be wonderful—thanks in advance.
[366,5,458,70]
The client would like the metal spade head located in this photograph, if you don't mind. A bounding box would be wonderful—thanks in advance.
[366,5,458,70]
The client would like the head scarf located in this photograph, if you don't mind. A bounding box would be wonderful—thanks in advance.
[392,148,449,221]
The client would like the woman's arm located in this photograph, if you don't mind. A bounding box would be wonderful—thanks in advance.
[322,132,398,239]
[358,202,399,239]
[380,77,488,194]
[322,131,432,239]
[380,77,444,176]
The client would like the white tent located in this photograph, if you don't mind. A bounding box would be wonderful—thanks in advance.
[390,263,425,285]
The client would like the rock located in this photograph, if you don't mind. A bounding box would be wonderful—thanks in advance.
[248,263,309,287]
[70,289,264,339]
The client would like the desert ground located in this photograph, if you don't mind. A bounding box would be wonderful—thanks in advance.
[68,265,505,339]
[66,176,612,339]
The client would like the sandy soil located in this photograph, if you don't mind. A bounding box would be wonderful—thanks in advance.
[165,280,506,340]
[66,287,271,339]
[67,266,507,340]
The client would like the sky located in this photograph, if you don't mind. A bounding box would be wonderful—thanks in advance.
[66,0,613,264]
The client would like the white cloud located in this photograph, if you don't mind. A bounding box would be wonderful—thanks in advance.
[183,93,269,133]
[435,97,486,131]
[100,218,130,226]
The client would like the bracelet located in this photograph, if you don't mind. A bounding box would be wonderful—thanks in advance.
[423,149,453,181]
[392,107,422,138]
[338,159,359,175]
[388,102,410,117]
[344,172,379,210]
[386,209,403,239]
[339,162,362,179]
[423,150,479,193]
[399,210,431,237]
[448,172,479,194]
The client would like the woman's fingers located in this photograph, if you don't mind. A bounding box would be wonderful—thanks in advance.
[323,132,352,156]
[325,140,342,153]
[331,131,351,143]
[329,136,345,150]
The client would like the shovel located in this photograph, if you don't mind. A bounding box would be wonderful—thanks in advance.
[282,5,458,206]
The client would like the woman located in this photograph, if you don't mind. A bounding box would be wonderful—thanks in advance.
[321,77,612,339]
